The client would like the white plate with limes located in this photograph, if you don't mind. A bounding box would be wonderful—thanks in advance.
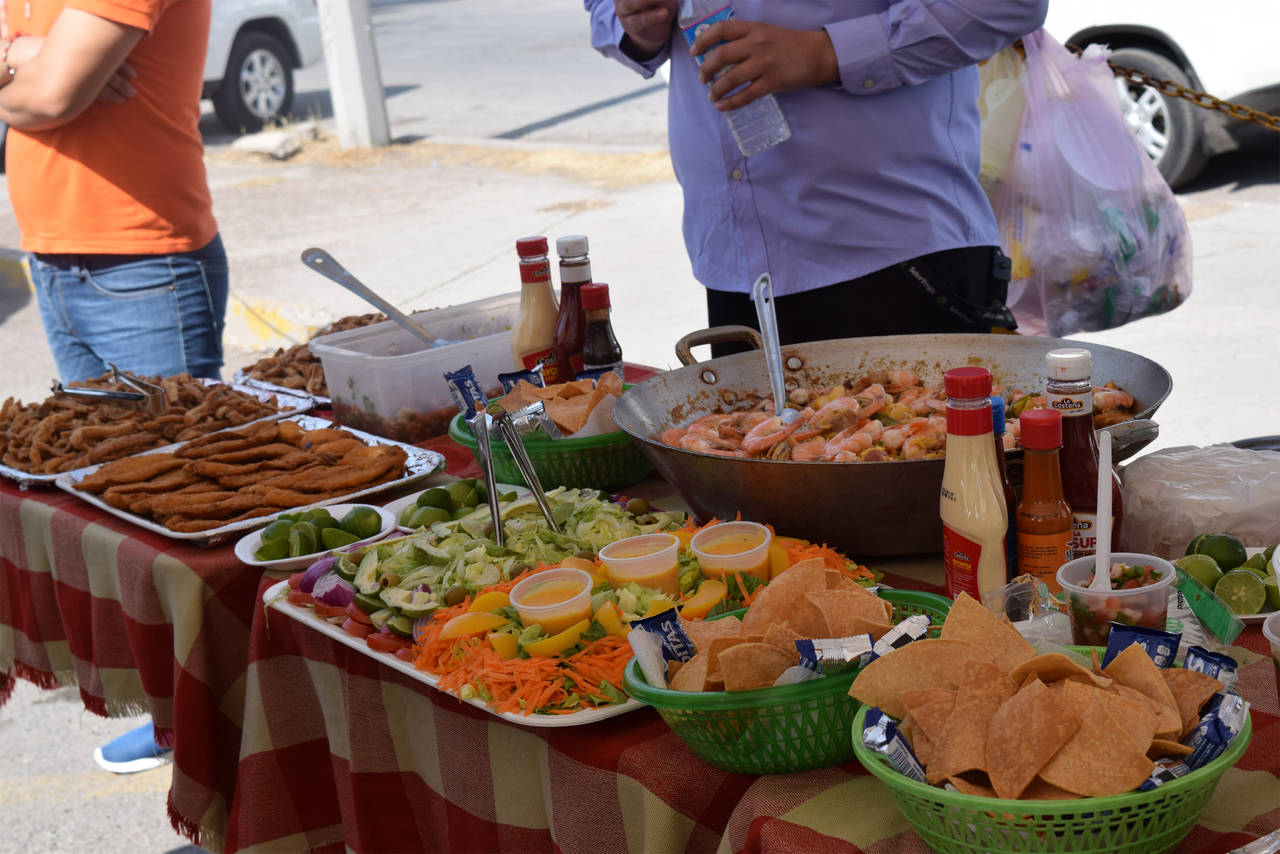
[1237,547,1280,625]
[385,480,531,534]
[234,503,397,571]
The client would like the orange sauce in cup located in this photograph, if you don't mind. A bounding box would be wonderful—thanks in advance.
[700,531,764,555]
[514,579,590,634]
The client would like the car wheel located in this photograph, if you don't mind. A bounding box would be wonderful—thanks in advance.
[212,31,294,134]
[1107,47,1208,190]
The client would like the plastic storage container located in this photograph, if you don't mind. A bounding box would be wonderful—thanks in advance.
[310,292,519,442]
[1057,552,1176,647]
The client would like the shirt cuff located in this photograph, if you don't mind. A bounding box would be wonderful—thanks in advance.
[615,34,671,77]
[823,16,898,95]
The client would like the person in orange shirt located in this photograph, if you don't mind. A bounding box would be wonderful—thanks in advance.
[0,0,227,383]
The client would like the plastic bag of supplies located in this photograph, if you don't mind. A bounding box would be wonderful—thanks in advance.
[985,30,1192,337]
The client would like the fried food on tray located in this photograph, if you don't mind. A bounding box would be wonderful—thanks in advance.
[0,372,285,476]
[74,421,409,533]
[240,311,389,396]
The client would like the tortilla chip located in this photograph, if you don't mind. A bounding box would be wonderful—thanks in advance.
[669,651,712,692]
[986,680,1081,799]
[824,569,844,589]
[900,688,957,747]
[707,636,749,680]
[1039,697,1155,797]
[1022,778,1080,800]
[741,559,828,637]
[948,773,997,798]
[1148,738,1194,758]
[717,642,796,691]
[1114,684,1183,740]
[546,395,593,434]
[760,623,803,662]
[666,660,683,682]
[804,589,894,639]
[1103,644,1179,719]
[1162,669,1223,738]
[927,660,1017,784]
[1009,653,1112,689]
[939,592,1036,675]
[850,639,992,719]
[680,615,742,652]
[1059,680,1157,754]
[901,716,937,766]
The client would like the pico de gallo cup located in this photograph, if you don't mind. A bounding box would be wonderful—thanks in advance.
[689,521,773,583]
[1263,611,1280,705]
[599,533,680,594]
[508,567,594,635]
[1057,552,1175,647]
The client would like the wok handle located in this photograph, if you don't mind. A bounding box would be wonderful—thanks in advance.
[674,325,764,366]
[1102,418,1159,462]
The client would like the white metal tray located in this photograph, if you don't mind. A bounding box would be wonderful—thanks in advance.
[232,371,329,407]
[55,415,445,545]
[0,381,314,489]
[263,579,643,728]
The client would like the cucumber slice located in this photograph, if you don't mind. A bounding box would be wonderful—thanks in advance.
[379,587,439,618]
[385,614,414,638]
[354,592,386,615]
[368,608,394,632]
[354,551,381,595]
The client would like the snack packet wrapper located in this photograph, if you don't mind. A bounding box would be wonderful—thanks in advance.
[627,607,697,690]
[863,707,927,783]
[507,401,562,440]
[796,635,873,674]
[1139,691,1250,791]
[498,364,545,393]
[1102,624,1182,669]
[772,665,824,687]
[444,365,487,420]
[1184,645,1239,693]
[870,614,931,660]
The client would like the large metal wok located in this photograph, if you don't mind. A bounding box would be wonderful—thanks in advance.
[614,332,1171,557]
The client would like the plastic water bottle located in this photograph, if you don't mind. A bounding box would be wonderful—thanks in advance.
[678,0,791,157]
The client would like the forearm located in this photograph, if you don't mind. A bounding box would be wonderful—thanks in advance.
[584,0,670,78]
[825,0,1048,94]
[0,72,83,130]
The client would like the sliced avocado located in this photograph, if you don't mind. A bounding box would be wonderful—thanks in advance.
[354,591,385,614]
[385,614,415,638]
[333,554,360,583]
[379,587,439,618]
[354,550,381,595]
[368,608,394,632]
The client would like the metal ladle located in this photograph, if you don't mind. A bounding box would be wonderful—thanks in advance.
[751,273,800,425]
[300,248,441,349]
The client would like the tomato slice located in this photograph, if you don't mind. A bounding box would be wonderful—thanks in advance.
[343,618,375,638]
[288,573,303,590]
[366,632,412,653]
[345,601,374,625]
[314,602,349,618]
[287,590,315,607]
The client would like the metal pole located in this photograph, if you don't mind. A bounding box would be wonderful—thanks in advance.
[315,0,391,148]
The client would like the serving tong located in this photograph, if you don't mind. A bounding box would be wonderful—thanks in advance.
[51,364,167,416]
[465,400,562,548]
[751,273,800,425]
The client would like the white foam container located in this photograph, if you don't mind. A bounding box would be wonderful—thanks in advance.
[309,292,519,442]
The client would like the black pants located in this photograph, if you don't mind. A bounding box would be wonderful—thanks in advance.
[705,245,1014,357]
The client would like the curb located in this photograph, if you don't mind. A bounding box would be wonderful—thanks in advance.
[0,248,31,293]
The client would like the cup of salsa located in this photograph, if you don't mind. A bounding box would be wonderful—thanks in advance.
[1263,610,1280,706]
[1056,552,1175,647]
[690,521,773,583]
[508,568,594,635]
[599,533,680,594]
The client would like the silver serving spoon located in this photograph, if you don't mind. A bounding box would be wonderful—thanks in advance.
[751,273,800,425]
[300,248,441,349]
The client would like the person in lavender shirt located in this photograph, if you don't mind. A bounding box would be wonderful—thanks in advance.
[585,0,1048,353]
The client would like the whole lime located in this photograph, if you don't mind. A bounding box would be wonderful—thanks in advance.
[1174,554,1223,590]
[416,487,454,512]
[1187,533,1248,573]
[341,506,383,539]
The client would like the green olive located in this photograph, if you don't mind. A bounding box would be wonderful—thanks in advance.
[443,585,468,607]
[575,550,597,562]
[625,497,651,515]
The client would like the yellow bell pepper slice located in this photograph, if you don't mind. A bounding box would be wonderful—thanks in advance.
[522,619,590,658]
[469,590,511,612]
[679,579,727,619]
[643,599,676,618]
[488,631,519,660]
[593,602,629,638]
[439,611,508,639]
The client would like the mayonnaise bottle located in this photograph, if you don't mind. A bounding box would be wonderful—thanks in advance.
[939,367,1009,600]
[511,236,559,371]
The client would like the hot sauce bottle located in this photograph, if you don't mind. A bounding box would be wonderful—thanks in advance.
[939,367,1008,600]
[1045,348,1123,559]
[512,237,558,371]
[1015,408,1073,592]
[549,235,591,382]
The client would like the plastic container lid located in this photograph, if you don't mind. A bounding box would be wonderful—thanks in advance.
[581,282,611,310]
[555,235,589,257]
[516,236,548,256]
[943,366,991,399]
[1019,408,1062,449]
[1045,347,1093,381]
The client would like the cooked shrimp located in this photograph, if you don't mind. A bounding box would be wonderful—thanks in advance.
[1093,387,1134,411]
[790,437,829,461]
[741,411,809,455]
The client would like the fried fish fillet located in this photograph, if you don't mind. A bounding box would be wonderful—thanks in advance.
[76,454,187,494]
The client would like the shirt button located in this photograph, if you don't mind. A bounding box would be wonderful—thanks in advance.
[730,169,744,180]
[863,78,875,89]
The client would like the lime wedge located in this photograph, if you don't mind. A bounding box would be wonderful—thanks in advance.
[1264,576,1280,611]
[1174,554,1223,590]
[1214,569,1266,616]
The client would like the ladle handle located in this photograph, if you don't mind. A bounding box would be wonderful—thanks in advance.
[751,274,788,415]
[300,248,437,348]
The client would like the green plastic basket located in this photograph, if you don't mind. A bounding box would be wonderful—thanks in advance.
[851,654,1253,854]
[623,589,952,775]
[447,390,652,491]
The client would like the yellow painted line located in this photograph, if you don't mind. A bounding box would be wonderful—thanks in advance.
[229,295,313,347]
[0,765,172,805]
[0,252,32,293]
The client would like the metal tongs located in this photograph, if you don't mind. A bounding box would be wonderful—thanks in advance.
[465,401,562,548]
[51,363,167,415]
[751,273,800,425]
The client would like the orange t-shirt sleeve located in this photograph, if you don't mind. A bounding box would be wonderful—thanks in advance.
[64,0,170,33]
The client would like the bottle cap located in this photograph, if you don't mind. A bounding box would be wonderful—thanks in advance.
[516,236,548,256]
[943,366,991,399]
[990,396,1006,436]
[581,282,611,310]
[1019,408,1063,449]
[1045,348,1093,381]
[556,235,589,258]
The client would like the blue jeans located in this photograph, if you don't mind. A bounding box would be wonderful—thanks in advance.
[31,235,229,382]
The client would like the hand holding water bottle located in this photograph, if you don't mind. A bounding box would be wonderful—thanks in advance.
[686,17,839,113]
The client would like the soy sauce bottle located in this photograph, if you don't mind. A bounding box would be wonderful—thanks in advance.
[580,283,623,379]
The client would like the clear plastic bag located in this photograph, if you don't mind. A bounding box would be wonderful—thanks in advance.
[988,30,1192,337]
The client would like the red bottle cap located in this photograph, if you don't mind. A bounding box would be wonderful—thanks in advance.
[516,236,548,256]
[581,282,611,310]
[943,366,992,399]
[1019,408,1063,449]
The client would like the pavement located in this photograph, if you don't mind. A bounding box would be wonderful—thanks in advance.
[1,22,1279,852]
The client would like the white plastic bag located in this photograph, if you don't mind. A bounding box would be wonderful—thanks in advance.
[989,30,1193,337]
[977,45,1026,194]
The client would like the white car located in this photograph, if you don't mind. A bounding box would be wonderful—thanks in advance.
[1044,2,1280,188]
[204,0,324,132]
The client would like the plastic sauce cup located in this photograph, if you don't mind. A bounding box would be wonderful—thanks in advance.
[690,521,773,583]
[1056,552,1175,647]
[599,533,680,595]
[508,568,594,635]
[1262,610,1280,706]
